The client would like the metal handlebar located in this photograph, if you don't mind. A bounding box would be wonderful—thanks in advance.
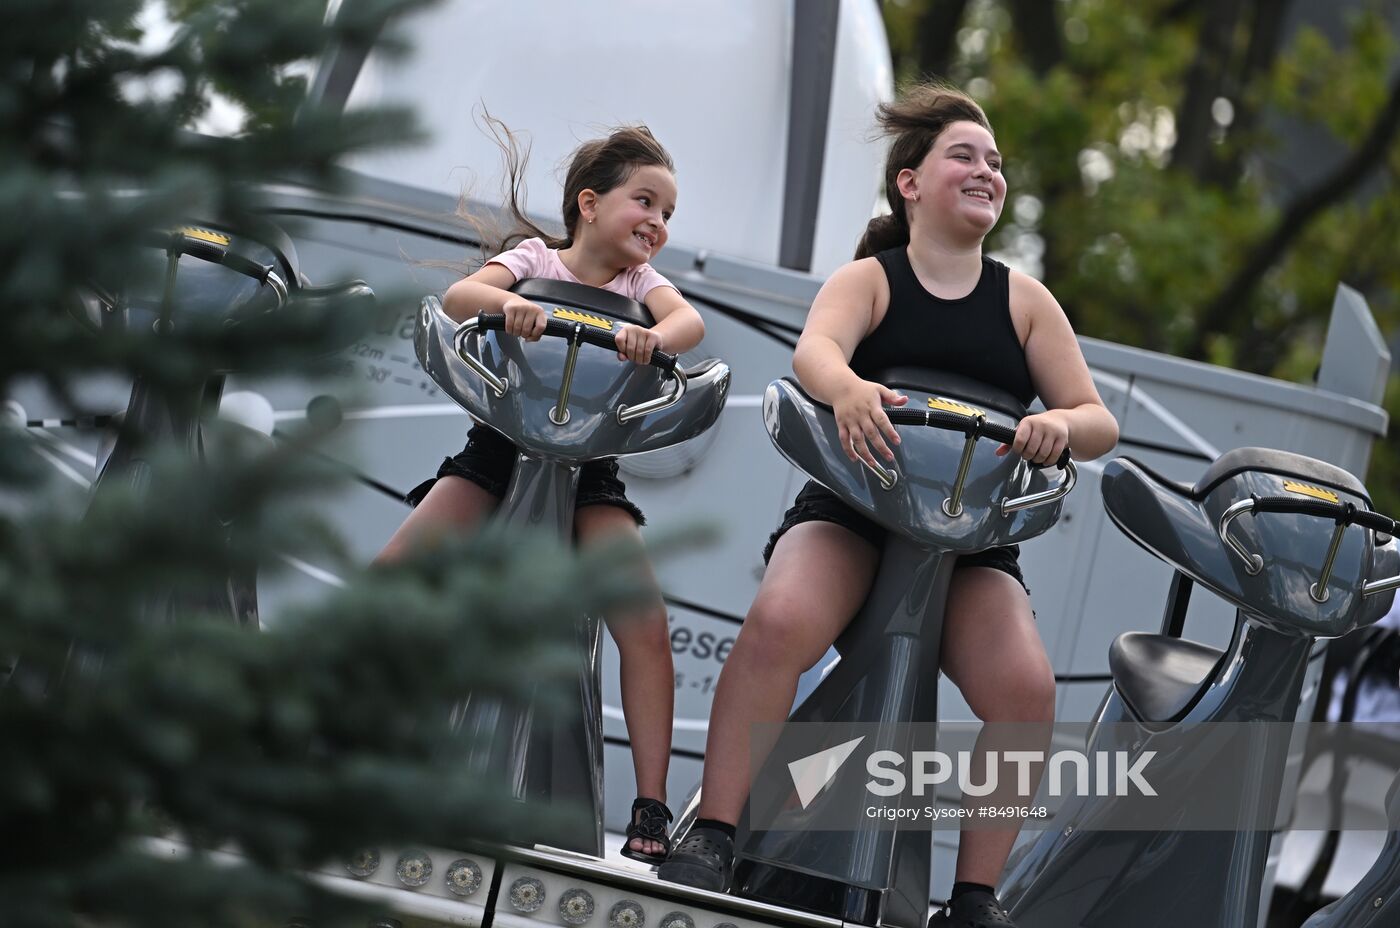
[452,316,509,396]
[859,404,1076,517]
[451,312,687,424]
[146,227,289,309]
[1002,458,1079,515]
[854,440,898,490]
[1218,494,1400,601]
[1218,499,1266,576]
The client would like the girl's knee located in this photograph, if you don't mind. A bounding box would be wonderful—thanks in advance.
[608,605,672,656]
[1023,669,1057,722]
[576,504,644,543]
[740,597,823,670]
[978,666,1055,723]
[954,643,1055,722]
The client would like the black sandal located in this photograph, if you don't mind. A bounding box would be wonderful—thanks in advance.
[656,824,734,892]
[619,798,673,865]
[927,890,1017,928]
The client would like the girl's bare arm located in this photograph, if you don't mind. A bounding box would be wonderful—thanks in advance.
[793,259,908,466]
[441,263,522,323]
[1014,273,1119,462]
[642,285,706,354]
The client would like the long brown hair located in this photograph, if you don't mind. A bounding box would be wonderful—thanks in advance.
[854,81,992,260]
[469,112,675,258]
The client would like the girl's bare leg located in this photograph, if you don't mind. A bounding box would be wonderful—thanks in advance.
[576,504,674,856]
[939,567,1056,889]
[373,476,499,565]
[696,522,880,825]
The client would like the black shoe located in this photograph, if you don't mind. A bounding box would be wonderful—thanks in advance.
[656,825,734,892]
[619,798,673,866]
[928,890,1016,928]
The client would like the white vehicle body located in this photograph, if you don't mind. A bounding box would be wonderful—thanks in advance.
[344,0,893,278]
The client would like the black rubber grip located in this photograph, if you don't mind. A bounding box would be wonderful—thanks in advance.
[178,236,228,264]
[982,422,1018,446]
[1354,509,1400,535]
[883,406,1070,468]
[220,252,274,284]
[1251,495,1398,535]
[477,313,678,374]
[144,230,278,285]
[141,229,221,262]
[885,409,929,426]
[1251,496,1351,521]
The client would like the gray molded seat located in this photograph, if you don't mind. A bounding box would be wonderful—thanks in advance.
[874,367,1028,419]
[683,357,728,378]
[1194,447,1370,503]
[1118,447,1371,506]
[513,278,655,325]
[1109,632,1225,726]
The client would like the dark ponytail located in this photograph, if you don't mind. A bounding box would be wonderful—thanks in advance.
[853,81,992,260]
[853,213,908,260]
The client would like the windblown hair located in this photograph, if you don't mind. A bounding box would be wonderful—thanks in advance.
[465,112,675,259]
[854,81,992,260]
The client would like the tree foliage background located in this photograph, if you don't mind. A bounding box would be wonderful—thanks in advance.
[1,2,649,925]
[884,0,1400,511]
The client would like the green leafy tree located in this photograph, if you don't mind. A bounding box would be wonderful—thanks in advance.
[883,0,1400,511]
[1,2,650,925]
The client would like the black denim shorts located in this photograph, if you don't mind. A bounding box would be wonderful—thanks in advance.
[763,480,1029,595]
[405,423,646,526]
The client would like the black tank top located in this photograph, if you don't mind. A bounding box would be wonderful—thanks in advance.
[850,247,1036,406]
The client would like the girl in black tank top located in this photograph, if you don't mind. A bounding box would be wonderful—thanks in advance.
[853,248,1035,406]
[760,245,1037,569]
[659,84,1119,920]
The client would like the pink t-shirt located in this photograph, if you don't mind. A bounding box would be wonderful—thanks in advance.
[486,237,675,304]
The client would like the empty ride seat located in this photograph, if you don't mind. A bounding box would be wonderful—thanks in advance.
[683,357,728,378]
[1109,632,1226,727]
[1192,447,1370,502]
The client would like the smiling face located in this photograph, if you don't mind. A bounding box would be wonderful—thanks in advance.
[578,163,676,268]
[899,120,1006,240]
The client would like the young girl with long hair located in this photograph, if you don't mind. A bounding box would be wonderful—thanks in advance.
[660,83,1117,928]
[378,121,705,865]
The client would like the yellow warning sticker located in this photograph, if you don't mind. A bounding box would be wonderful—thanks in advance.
[928,396,984,417]
[1283,480,1339,503]
[551,307,614,330]
[180,226,230,246]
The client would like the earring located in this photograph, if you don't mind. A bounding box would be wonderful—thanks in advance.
[913,193,920,202]
[587,217,594,223]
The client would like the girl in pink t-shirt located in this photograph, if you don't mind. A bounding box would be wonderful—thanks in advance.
[376,123,704,865]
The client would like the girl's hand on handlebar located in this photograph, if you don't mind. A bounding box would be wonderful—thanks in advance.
[998,410,1070,466]
[614,323,665,365]
[835,379,907,467]
[502,297,548,340]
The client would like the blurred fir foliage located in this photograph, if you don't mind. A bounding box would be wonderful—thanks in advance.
[882,0,1400,512]
[0,2,653,925]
